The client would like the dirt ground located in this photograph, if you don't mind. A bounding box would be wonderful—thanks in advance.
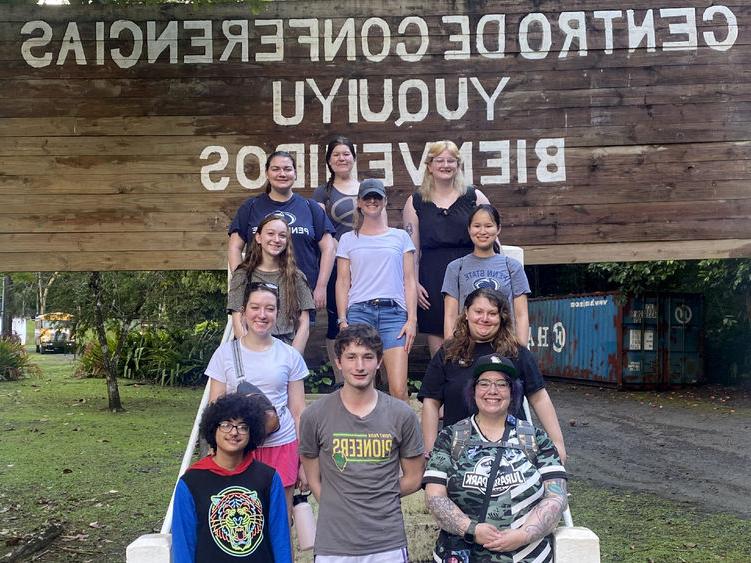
[545,381,751,518]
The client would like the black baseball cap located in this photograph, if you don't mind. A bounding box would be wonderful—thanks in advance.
[473,353,517,379]
[358,178,386,199]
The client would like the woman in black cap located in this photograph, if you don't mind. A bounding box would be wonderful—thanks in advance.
[335,179,417,401]
[423,353,568,563]
[418,287,566,461]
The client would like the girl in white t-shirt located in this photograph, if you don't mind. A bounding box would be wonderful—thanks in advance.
[206,283,308,511]
[335,179,417,401]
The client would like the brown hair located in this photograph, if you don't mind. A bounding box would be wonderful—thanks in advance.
[444,288,519,365]
[238,214,302,330]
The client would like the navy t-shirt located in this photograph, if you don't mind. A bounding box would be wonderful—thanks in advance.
[228,193,335,288]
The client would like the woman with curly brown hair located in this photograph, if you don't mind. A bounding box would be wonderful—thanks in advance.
[418,287,566,462]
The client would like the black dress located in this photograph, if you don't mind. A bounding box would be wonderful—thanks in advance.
[412,187,476,335]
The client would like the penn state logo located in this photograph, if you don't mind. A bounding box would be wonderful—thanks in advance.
[473,278,500,291]
[270,211,296,225]
[208,486,265,556]
[330,198,356,228]
[461,456,525,496]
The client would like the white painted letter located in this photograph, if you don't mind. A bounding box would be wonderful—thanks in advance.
[396,16,428,62]
[147,21,178,64]
[255,20,284,62]
[289,19,319,61]
[660,8,697,51]
[559,12,587,58]
[536,138,566,182]
[200,146,230,191]
[110,20,143,69]
[470,77,510,121]
[348,79,359,123]
[479,141,511,184]
[184,21,213,64]
[359,79,393,122]
[703,6,737,51]
[627,10,656,53]
[442,15,470,60]
[593,11,622,54]
[361,18,391,62]
[477,15,505,59]
[519,13,551,60]
[221,20,249,62]
[399,142,432,186]
[236,146,267,190]
[324,18,356,61]
[363,143,394,186]
[21,20,52,68]
[306,78,343,124]
[272,81,305,126]
[435,78,468,120]
[396,79,429,126]
[57,22,86,66]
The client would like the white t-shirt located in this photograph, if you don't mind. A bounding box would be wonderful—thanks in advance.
[336,228,415,310]
[204,338,308,447]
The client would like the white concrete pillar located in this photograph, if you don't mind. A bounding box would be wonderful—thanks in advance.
[554,526,600,562]
[126,533,171,563]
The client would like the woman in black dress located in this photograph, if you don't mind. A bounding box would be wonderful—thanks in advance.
[402,140,490,356]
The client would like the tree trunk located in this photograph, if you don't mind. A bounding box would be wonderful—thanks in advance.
[1,275,13,338]
[37,272,58,317]
[88,272,124,412]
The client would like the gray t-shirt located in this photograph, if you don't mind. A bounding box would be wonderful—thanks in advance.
[312,184,357,241]
[441,253,530,322]
[226,267,314,337]
[298,390,423,556]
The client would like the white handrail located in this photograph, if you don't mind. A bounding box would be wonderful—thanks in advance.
[159,316,234,535]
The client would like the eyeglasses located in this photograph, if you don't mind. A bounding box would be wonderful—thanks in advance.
[218,421,250,434]
[476,379,510,391]
[248,282,278,293]
[432,158,458,166]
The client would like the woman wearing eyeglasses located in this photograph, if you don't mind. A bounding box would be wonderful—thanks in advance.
[228,150,336,314]
[206,282,308,513]
[402,140,491,357]
[418,288,566,463]
[423,354,567,563]
[227,213,315,353]
[172,393,291,563]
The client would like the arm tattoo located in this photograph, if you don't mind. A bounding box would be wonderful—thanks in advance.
[520,479,568,543]
[405,223,414,236]
[426,495,471,537]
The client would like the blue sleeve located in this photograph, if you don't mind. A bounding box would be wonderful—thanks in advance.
[228,198,254,240]
[309,197,335,241]
[171,479,197,563]
[268,472,292,563]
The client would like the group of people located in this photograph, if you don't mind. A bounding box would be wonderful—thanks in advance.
[171,138,569,562]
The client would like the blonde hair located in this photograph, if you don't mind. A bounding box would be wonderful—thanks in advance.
[418,140,467,202]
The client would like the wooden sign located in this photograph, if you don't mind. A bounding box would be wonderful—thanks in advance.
[1,1,749,271]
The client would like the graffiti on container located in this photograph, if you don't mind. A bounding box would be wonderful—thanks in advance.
[628,329,654,351]
[632,304,658,322]
[569,298,608,308]
[528,321,566,353]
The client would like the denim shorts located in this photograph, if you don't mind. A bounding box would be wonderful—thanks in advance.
[347,300,407,350]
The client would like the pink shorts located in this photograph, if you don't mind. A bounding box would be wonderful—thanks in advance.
[250,440,299,487]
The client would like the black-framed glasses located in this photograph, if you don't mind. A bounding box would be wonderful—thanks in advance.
[476,379,510,391]
[218,421,250,434]
[248,282,278,293]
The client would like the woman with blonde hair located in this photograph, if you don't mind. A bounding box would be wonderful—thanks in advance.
[402,140,490,356]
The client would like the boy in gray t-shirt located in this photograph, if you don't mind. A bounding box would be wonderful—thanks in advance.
[299,324,424,561]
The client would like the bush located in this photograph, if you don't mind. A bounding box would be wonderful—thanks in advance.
[75,324,222,386]
[0,336,41,381]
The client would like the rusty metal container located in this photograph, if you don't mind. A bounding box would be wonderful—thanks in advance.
[528,292,703,388]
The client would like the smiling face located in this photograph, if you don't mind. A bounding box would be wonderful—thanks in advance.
[357,193,386,218]
[335,342,382,391]
[328,143,356,178]
[469,209,500,252]
[466,296,501,342]
[242,289,278,338]
[473,373,511,418]
[427,148,460,183]
[214,417,251,457]
[266,155,296,193]
[254,218,288,258]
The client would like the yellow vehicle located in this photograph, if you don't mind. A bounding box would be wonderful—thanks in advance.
[34,313,75,354]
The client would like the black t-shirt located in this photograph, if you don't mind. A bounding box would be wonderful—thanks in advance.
[418,343,546,426]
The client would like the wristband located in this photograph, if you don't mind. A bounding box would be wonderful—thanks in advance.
[337,318,348,325]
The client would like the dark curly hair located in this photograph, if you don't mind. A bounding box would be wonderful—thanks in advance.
[200,393,268,455]
[334,323,383,360]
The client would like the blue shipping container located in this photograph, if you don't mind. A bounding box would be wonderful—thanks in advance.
[528,292,704,389]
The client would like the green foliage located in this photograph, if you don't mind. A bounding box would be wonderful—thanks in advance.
[304,363,335,394]
[75,324,221,386]
[0,336,41,381]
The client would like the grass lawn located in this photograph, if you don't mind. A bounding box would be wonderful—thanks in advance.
[1,352,750,561]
